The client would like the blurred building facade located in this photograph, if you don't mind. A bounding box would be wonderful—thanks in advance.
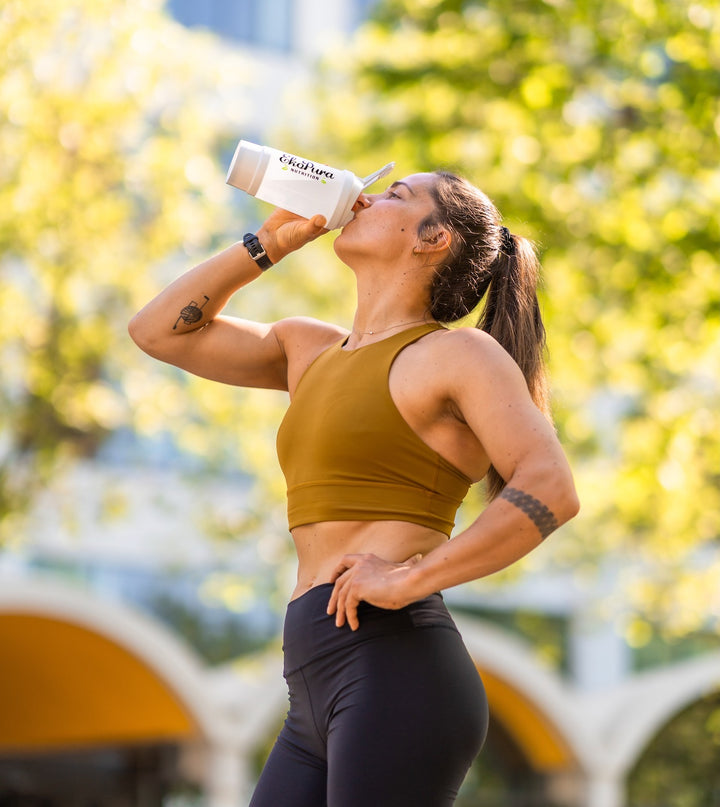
[2,1,719,806]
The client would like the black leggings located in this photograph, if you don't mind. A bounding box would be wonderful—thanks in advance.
[250,584,488,807]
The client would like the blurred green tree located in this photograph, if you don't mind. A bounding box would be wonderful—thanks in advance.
[628,691,720,806]
[0,0,224,537]
[0,0,351,546]
[3,0,720,645]
[290,0,720,636]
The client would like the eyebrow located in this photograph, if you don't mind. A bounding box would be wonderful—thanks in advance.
[389,181,416,196]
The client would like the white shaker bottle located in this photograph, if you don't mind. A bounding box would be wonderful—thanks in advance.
[226,140,395,230]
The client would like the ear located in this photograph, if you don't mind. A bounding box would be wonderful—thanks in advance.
[413,227,452,255]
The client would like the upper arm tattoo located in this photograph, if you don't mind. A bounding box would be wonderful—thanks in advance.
[500,486,559,540]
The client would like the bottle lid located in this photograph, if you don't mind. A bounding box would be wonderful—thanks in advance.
[226,141,268,195]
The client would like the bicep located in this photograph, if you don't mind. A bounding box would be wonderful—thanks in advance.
[453,349,579,530]
[146,315,289,390]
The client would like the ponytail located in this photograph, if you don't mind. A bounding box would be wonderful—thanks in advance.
[478,231,549,498]
[425,172,550,500]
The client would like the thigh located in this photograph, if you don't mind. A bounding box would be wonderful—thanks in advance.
[250,731,327,807]
[326,628,488,807]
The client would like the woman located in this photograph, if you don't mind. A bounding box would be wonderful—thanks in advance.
[129,170,579,806]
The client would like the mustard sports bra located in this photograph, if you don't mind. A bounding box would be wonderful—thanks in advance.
[276,323,472,535]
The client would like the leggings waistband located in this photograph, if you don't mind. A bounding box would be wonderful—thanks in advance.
[282,583,459,676]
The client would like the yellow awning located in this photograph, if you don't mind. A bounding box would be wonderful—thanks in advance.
[0,614,197,753]
[480,667,575,771]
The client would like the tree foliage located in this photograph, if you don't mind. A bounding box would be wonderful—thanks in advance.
[628,691,720,806]
[298,0,720,634]
[3,0,720,641]
[0,0,333,543]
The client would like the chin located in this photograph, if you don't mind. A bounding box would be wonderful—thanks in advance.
[333,227,352,259]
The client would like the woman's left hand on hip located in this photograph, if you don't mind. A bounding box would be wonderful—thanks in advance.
[326,552,423,631]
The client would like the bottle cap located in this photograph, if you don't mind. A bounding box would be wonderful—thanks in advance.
[226,141,268,195]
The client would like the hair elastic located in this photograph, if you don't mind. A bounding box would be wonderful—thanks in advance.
[500,226,515,256]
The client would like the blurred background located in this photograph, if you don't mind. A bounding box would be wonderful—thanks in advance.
[0,0,719,805]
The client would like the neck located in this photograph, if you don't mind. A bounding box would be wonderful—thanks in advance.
[349,301,435,348]
[351,317,432,337]
[351,271,429,325]
[340,250,439,344]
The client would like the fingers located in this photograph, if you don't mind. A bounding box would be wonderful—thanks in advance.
[328,575,347,627]
[309,214,328,232]
[297,214,328,245]
[329,556,354,583]
[258,211,328,262]
[336,579,350,628]
[284,214,327,252]
[325,554,388,632]
[345,597,360,631]
[327,555,360,630]
[333,577,360,631]
[326,578,339,616]
[326,560,350,618]
[334,592,347,628]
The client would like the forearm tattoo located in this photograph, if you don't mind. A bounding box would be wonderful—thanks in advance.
[173,295,210,330]
[500,487,559,540]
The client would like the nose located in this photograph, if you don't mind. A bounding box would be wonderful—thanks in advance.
[352,193,372,213]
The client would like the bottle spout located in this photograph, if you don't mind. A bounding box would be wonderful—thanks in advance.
[361,161,395,190]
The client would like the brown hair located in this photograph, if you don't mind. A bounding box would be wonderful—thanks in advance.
[422,171,550,499]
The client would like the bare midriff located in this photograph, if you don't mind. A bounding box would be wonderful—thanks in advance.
[289,519,448,601]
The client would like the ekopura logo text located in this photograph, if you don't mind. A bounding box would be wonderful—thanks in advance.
[279,153,335,182]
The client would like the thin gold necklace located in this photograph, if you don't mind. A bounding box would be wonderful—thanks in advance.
[351,318,432,336]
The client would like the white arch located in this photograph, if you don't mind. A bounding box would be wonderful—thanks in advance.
[205,653,288,749]
[597,651,720,777]
[453,614,602,775]
[0,575,225,743]
[20,577,715,804]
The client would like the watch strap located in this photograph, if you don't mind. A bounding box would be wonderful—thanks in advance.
[242,233,273,271]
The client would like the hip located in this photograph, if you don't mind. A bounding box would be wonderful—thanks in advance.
[282,582,463,676]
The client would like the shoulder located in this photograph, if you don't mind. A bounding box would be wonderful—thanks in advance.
[417,326,530,398]
[427,326,521,370]
[274,316,348,353]
[401,328,526,397]
[274,317,349,392]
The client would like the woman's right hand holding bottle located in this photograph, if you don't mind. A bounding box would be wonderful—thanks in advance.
[257,210,328,265]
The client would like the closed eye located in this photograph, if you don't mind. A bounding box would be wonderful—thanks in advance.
[388,180,415,197]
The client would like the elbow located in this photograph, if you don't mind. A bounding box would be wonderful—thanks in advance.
[128,312,159,356]
[128,313,146,349]
[557,480,580,526]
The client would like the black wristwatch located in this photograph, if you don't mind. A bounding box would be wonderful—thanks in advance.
[242,232,273,271]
